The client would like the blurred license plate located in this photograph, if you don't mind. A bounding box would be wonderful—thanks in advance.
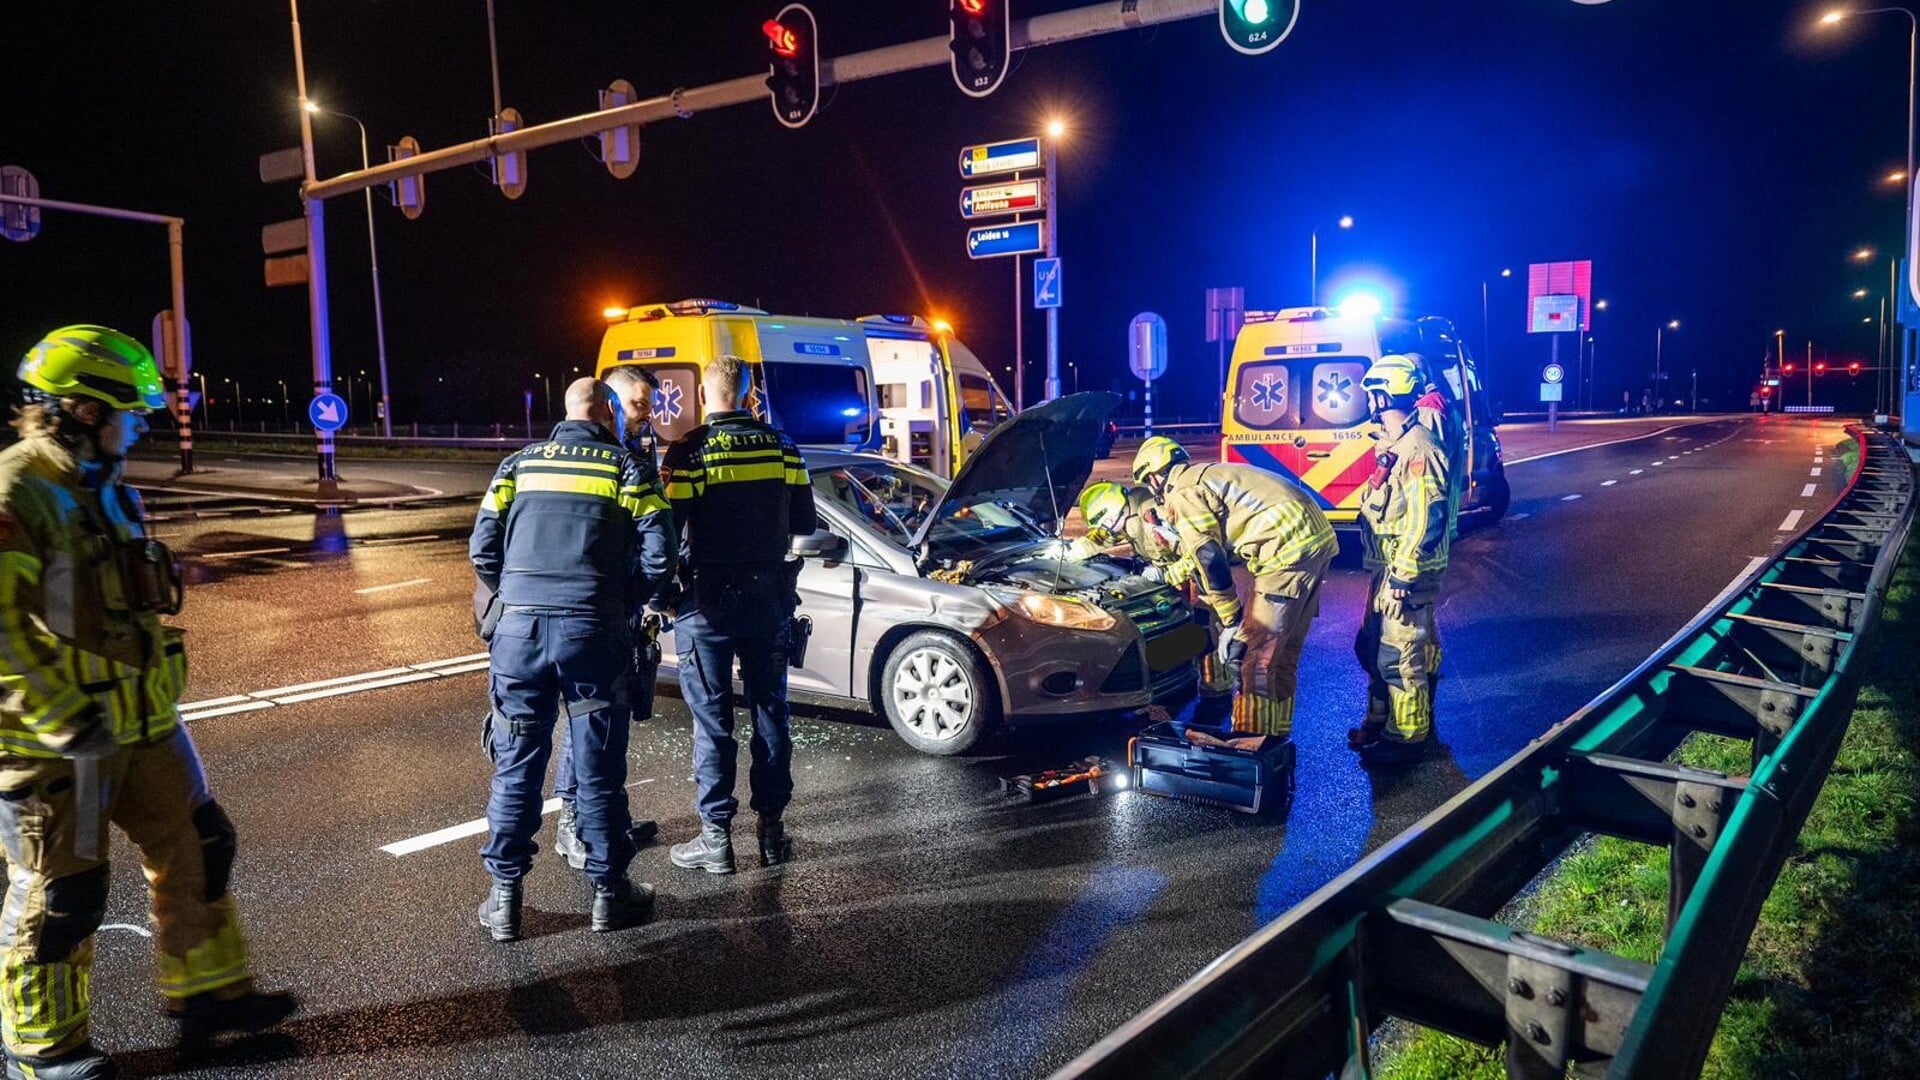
[1145,622,1209,673]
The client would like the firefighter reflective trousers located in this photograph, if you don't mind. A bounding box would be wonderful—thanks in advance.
[0,726,253,1058]
[484,608,634,886]
[1231,548,1335,738]
[1355,569,1442,744]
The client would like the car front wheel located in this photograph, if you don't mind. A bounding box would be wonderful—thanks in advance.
[880,631,1001,755]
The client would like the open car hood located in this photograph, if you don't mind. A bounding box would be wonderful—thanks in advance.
[910,391,1120,551]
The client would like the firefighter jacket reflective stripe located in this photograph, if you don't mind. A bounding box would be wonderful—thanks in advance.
[1163,461,1337,625]
[661,410,816,569]
[1359,415,1452,589]
[1064,485,1196,588]
[0,435,186,758]
[470,419,675,613]
[1415,391,1467,541]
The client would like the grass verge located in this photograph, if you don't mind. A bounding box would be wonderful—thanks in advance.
[1378,548,1920,1079]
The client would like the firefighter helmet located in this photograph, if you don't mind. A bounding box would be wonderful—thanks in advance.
[1078,482,1131,545]
[19,325,166,413]
[1362,354,1423,400]
[1131,436,1189,484]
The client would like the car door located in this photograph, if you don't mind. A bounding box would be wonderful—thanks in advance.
[790,515,859,696]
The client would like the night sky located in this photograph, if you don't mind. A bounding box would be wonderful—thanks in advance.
[2,1,1910,428]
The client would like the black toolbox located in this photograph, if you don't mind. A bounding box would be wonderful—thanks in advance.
[1127,721,1296,815]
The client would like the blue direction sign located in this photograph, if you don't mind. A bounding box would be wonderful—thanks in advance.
[966,220,1045,260]
[958,137,1041,179]
[308,392,349,432]
[1034,257,1062,309]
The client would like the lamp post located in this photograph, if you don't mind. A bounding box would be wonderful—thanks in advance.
[1043,117,1067,402]
[278,379,290,427]
[1587,297,1609,411]
[1480,267,1512,375]
[533,371,553,419]
[194,371,208,427]
[1311,215,1355,307]
[304,101,395,436]
[1654,319,1680,413]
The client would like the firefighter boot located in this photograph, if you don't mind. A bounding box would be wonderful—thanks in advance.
[1356,735,1428,768]
[4,1045,117,1080]
[553,803,588,871]
[1347,721,1384,751]
[170,989,300,1048]
[591,878,656,933]
[477,878,523,942]
[757,818,794,868]
[669,823,735,875]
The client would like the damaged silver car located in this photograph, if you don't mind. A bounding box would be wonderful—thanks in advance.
[656,393,1208,754]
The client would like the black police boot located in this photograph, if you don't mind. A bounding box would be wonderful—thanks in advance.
[476,878,523,942]
[757,817,794,868]
[553,803,587,871]
[669,822,735,875]
[169,988,300,1048]
[591,878,656,932]
[4,1044,117,1079]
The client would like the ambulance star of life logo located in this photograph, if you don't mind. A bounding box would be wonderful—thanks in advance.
[1250,375,1286,414]
[1317,371,1355,412]
[653,383,684,424]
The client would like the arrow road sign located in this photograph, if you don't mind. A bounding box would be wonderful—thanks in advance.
[959,179,1044,220]
[1034,257,1062,310]
[309,393,349,432]
[958,137,1040,179]
[966,220,1045,260]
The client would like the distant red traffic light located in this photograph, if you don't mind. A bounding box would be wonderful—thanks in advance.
[763,18,800,57]
[1783,363,1795,373]
[1849,361,1862,373]
[1815,362,1828,374]
[959,0,987,12]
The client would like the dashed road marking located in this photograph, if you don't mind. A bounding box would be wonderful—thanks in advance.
[1810,467,1822,477]
[1779,510,1804,531]
[381,779,660,856]
[1601,480,1618,487]
[354,577,432,595]
[1509,512,1531,521]
[1801,483,1818,497]
[1561,494,1583,502]
[1629,469,1644,475]
[199,546,292,561]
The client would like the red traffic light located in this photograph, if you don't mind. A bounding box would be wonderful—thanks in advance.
[958,0,987,12]
[763,18,800,57]
[1760,386,1773,397]
[1783,363,1795,373]
[1849,361,1862,373]
[1814,362,1828,374]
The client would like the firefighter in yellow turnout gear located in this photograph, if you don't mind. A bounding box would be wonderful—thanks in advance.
[0,327,295,1078]
[1350,354,1452,766]
[1131,439,1337,737]
[1066,483,1232,697]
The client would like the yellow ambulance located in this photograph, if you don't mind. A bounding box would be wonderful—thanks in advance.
[1221,308,1508,525]
[858,314,1015,478]
[595,298,879,451]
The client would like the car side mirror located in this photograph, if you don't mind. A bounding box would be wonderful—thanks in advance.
[791,530,849,560]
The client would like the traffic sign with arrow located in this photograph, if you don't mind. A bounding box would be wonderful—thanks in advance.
[959,179,1043,219]
[966,220,1045,260]
[309,393,349,432]
[958,137,1040,179]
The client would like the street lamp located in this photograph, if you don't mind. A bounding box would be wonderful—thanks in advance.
[1854,247,1877,261]
[533,371,553,419]
[278,379,290,426]
[1480,267,1513,374]
[194,371,209,427]
[1856,287,1872,298]
[1310,214,1355,307]
[1654,319,1680,413]
[305,100,395,436]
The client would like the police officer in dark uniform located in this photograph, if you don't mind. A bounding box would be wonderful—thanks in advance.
[663,355,815,874]
[470,378,675,940]
[552,364,666,869]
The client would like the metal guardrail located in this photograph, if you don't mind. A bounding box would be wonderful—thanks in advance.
[1058,428,1915,1080]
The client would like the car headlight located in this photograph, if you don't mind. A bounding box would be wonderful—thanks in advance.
[1014,592,1118,632]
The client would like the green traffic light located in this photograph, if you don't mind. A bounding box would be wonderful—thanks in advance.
[1244,0,1270,22]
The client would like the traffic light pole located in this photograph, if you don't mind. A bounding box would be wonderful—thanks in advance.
[290,0,338,489]
[1043,134,1061,402]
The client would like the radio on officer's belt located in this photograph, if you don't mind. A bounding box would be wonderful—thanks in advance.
[787,614,812,668]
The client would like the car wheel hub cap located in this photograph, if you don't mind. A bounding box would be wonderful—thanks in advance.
[894,648,975,741]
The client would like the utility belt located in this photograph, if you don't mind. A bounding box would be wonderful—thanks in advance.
[686,561,799,612]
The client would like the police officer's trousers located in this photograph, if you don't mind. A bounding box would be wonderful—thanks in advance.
[1354,569,1443,744]
[1232,548,1334,738]
[0,726,254,1058]
[676,576,793,827]
[484,608,633,886]
[552,627,658,809]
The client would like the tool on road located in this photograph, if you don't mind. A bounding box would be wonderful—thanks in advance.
[999,756,1119,803]
[1128,721,1295,815]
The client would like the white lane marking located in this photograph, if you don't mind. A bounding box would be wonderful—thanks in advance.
[1779,510,1804,531]
[180,652,494,724]
[1509,512,1532,521]
[1601,480,1618,487]
[354,577,432,595]
[199,546,292,561]
[1801,483,1818,497]
[1651,461,1664,467]
[1810,467,1822,476]
[1561,494,1583,502]
[1501,418,1731,466]
[1629,469,1644,475]
[380,800,562,857]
